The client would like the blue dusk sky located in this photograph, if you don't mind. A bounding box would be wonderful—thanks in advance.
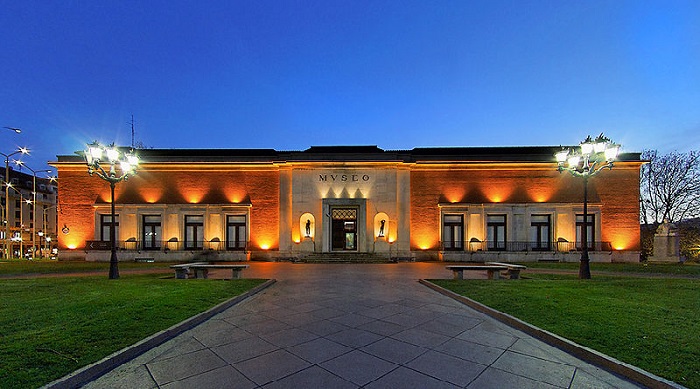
[1,0,699,171]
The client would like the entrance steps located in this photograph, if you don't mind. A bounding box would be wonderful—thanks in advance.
[300,252,393,263]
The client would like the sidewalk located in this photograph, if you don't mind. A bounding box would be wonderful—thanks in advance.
[80,262,645,388]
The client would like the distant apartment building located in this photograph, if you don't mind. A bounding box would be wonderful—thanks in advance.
[1,167,58,258]
[52,145,643,263]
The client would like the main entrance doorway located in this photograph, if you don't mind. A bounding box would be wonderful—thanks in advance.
[331,208,357,251]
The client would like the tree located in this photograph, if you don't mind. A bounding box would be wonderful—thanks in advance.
[640,149,700,225]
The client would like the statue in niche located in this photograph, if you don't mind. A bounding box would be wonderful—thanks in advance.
[305,219,311,237]
[379,219,386,237]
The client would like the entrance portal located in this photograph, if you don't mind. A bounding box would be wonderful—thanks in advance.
[331,208,357,251]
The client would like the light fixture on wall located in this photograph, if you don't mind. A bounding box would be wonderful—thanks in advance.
[555,133,620,279]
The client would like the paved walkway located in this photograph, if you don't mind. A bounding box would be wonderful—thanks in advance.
[84,262,643,388]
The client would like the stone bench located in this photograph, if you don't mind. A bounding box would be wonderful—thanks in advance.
[445,265,509,280]
[485,262,527,279]
[170,263,249,279]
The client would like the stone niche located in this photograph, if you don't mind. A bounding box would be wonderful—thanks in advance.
[649,221,681,263]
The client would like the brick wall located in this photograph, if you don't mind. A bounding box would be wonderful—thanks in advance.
[56,165,280,252]
[410,163,642,251]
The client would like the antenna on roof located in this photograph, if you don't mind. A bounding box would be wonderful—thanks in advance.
[129,114,135,148]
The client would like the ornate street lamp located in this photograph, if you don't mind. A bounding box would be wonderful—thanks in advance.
[2,146,29,259]
[555,134,620,279]
[82,142,139,279]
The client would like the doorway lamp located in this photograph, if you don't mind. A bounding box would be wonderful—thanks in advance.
[83,142,139,279]
[555,133,620,279]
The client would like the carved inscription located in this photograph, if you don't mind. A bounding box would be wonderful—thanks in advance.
[319,174,370,182]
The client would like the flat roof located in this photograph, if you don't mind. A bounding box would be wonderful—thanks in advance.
[55,145,642,164]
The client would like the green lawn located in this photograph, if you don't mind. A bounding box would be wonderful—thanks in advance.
[431,274,700,388]
[524,261,700,276]
[0,260,174,275]
[0,274,267,389]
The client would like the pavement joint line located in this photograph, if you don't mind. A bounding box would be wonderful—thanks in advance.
[419,279,686,389]
[42,279,277,389]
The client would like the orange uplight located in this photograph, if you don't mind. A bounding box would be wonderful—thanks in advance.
[141,189,163,203]
[484,184,512,203]
[607,232,638,251]
[187,194,202,204]
[527,186,554,203]
[443,187,465,203]
[67,244,77,249]
[226,189,247,203]
[260,243,270,250]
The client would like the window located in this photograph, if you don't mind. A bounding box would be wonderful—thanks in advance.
[184,215,204,250]
[226,215,246,250]
[530,215,551,251]
[487,214,507,250]
[576,214,595,250]
[142,215,161,250]
[442,214,464,250]
[100,214,119,242]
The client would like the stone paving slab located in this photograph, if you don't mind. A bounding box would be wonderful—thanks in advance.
[77,263,656,388]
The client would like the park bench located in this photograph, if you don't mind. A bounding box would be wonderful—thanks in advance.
[445,265,509,280]
[170,263,249,279]
[485,262,527,279]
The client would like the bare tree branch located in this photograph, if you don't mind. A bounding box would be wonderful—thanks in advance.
[640,149,700,224]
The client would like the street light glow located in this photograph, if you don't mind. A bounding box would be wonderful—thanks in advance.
[82,141,139,279]
[555,133,621,279]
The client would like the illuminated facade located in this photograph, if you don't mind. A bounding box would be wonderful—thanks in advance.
[52,146,643,262]
[0,167,58,258]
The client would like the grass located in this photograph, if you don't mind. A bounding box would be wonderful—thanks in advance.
[523,261,700,276]
[0,274,267,389]
[431,274,700,388]
[0,260,174,276]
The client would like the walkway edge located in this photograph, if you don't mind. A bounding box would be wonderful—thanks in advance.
[43,279,277,389]
[419,279,686,389]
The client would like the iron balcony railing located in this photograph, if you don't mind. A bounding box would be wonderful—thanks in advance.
[86,240,249,252]
[441,240,613,252]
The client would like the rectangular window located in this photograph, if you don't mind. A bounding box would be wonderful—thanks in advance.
[487,214,507,251]
[226,215,246,250]
[442,214,464,250]
[185,215,204,250]
[530,214,551,251]
[576,214,595,250]
[100,214,119,242]
[142,215,161,250]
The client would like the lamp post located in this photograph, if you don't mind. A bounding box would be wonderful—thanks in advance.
[2,147,29,259]
[83,142,139,279]
[39,204,59,259]
[555,133,620,279]
[6,183,31,258]
[15,161,52,259]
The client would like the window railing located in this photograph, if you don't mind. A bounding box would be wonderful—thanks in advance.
[86,240,250,252]
[441,240,613,252]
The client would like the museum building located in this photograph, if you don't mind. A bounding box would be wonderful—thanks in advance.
[52,145,643,262]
